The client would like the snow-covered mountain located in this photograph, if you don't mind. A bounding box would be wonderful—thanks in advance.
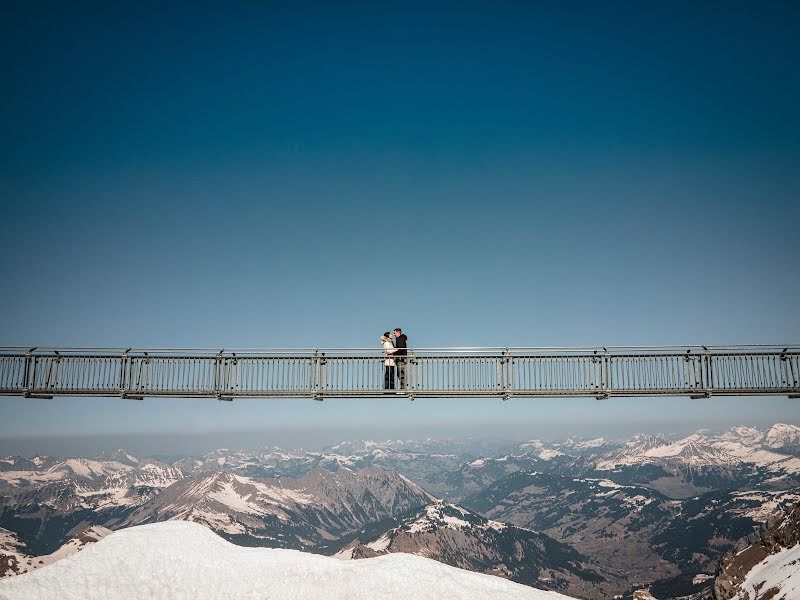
[0,455,58,474]
[0,521,577,600]
[421,427,800,503]
[764,423,800,453]
[121,466,434,550]
[0,457,134,488]
[581,425,800,497]
[0,458,187,556]
[593,424,800,473]
[715,501,800,599]
[553,437,622,455]
[172,441,470,486]
[0,455,433,557]
[336,500,617,598]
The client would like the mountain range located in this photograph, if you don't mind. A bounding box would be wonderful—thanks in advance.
[1,423,799,598]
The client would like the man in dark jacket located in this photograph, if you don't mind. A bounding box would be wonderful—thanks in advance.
[393,328,408,389]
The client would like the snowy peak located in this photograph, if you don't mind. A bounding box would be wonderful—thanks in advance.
[122,467,435,548]
[125,471,269,524]
[336,501,509,557]
[98,462,184,495]
[554,436,616,454]
[44,458,134,481]
[516,440,565,461]
[290,465,435,510]
[719,426,765,446]
[625,433,674,452]
[594,425,800,475]
[341,500,614,597]
[96,449,140,467]
[764,423,800,449]
[328,440,401,453]
[639,434,733,466]
[0,456,46,473]
[403,501,507,534]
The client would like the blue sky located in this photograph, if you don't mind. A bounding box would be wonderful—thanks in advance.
[1,2,798,453]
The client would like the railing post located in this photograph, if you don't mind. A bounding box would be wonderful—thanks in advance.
[228,353,239,393]
[52,352,63,391]
[405,350,417,402]
[779,349,787,388]
[214,350,234,402]
[20,348,53,400]
[407,351,416,401]
[119,348,143,400]
[214,350,223,400]
[22,348,34,398]
[502,348,512,400]
[779,348,798,391]
[704,346,714,397]
[693,354,701,390]
[688,348,711,399]
[311,349,323,400]
[309,349,316,396]
[31,354,38,396]
[119,349,129,398]
[683,350,692,391]
[596,348,610,400]
[496,353,502,395]
[787,350,800,398]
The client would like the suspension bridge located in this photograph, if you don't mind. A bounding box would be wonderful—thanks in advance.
[1,345,798,401]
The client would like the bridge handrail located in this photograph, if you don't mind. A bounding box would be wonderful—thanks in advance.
[1,344,798,356]
[1,344,798,399]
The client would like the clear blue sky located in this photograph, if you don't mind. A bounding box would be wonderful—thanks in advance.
[1,2,798,453]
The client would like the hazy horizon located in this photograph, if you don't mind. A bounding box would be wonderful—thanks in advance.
[2,416,797,459]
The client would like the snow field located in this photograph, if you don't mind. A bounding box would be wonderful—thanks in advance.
[0,521,575,600]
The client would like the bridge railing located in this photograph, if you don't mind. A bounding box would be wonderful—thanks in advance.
[0,346,798,399]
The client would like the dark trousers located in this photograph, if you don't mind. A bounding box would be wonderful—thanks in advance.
[396,359,406,388]
[384,365,396,389]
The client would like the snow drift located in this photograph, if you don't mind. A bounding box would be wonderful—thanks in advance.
[0,521,575,600]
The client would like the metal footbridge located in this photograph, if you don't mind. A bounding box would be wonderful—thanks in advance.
[1,345,798,401]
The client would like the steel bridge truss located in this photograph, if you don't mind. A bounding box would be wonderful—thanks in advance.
[1,345,798,401]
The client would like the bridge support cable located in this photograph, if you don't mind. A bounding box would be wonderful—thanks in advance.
[0,345,798,401]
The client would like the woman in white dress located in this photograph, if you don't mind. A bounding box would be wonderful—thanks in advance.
[381,332,397,390]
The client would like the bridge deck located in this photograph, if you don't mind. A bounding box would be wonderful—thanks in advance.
[1,346,798,401]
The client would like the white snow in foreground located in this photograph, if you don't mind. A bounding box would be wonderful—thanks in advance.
[0,521,575,600]
[735,543,800,599]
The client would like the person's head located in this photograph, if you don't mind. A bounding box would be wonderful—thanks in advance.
[381,332,392,343]
[393,328,402,337]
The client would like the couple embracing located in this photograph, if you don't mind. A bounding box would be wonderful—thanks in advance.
[380,328,408,390]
